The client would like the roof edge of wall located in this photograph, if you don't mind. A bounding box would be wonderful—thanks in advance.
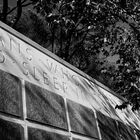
[0,21,126,102]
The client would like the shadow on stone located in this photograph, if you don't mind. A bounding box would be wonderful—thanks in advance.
[0,118,23,140]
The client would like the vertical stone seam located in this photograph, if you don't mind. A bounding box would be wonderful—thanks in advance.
[115,120,122,140]
[134,129,138,140]
[21,80,28,140]
[64,98,72,140]
[93,110,102,140]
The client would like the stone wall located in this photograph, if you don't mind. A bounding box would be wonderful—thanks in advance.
[0,69,139,140]
[0,21,140,140]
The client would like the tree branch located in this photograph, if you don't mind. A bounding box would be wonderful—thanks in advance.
[2,0,8,22]
[68,29,89,60]
[12,0,22,27]
[7,0,27,15]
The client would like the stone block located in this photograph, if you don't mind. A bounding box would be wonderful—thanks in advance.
[67,100,99,138]
[25,81,67,130]
[118,121,136,140]
[72,138,97,140]
[135,129,140,140]
[28,127,69,140]
[72,138,82,140]
[97,111,120,140]
[0,69,21,116]
[0,118,23,140]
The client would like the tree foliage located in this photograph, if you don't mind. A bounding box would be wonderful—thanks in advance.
[1,0,140,111]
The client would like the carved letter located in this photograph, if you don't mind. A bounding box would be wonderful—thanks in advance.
[43,72,49,85]
[0,50,5,63]
[26,48,32,61]
[33,66,40,81]
[10,38,20,54]
[62,82,67,93]
[53,77,59,90]
[23,62,29,75]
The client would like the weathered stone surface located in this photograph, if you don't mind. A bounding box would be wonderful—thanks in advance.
[25,81,67,130]
[0,69,21,116]
[97,111,120,140]
[72,138,81,140]
[118,121,136,140]
[67,100,99,138]
[28,127,69,140]
[0,118,23,140]
[72,138,83,140]
[72,138,97,140]
[135,129,140,140]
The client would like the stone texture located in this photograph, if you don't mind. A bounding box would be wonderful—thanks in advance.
[0,69,21,116]
[135,129,140,140]
[67,100,99,138]
[118,122,136,140]
[25,81,67,130]
[72,138,81,140]
[28,127,69,140]
[72,138,97,140]
[97,111,120,140]
[0,118,23,140]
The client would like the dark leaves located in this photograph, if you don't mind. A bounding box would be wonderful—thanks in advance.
[115,102,128,110]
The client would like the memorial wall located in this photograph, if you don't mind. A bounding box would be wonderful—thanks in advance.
[0,21,140,140]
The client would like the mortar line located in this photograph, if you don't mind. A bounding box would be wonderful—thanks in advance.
[93,110,102,140]
[21,79,28,140]
[64,98,72,140]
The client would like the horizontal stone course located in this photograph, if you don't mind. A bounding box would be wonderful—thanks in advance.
[28,127,69,140]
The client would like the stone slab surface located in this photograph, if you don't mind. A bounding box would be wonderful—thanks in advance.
[67,100,99,138]
[118,121,136,140]
[25,81,67,130]
[28,127,69,140]
[0,118,23,140]
[72,138,84,140]
[0,70,21,116]
[135,129,140,140]
[97,111,120,140]
[72,138,97,140]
